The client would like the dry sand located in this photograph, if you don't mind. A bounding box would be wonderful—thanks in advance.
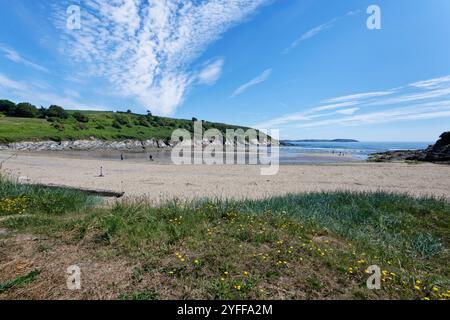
[1,151,449,201]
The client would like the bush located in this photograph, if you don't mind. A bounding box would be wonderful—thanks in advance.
[46,105,68,119]
[112,120,122,129]
[114,114,129,125]
[73,123,88,130]
[73,112,89,123]
[53,123,65,131]
[0,100,16,114]
[137,116,150,127]
[9,103,38,118]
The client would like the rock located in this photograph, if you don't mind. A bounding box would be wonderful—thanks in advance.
[425,132,450,162]
[369,131,450,163]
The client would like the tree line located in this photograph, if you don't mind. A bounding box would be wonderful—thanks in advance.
[0,99,89,123]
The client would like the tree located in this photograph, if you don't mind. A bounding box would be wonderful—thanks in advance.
[10,103,38,118]
[192,117,198,122]
[46,105,68,119]
[0,100,16,114]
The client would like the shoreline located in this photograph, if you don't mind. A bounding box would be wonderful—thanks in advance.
[1,151,449,201]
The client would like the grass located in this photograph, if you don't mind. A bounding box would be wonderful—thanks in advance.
[0,111,253,143]
[0,270,41,294]
[0,177,449,300]
[0,175,99,216]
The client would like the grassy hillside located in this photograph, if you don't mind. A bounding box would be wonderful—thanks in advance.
[0,177,449,300]
[0,110,253,144]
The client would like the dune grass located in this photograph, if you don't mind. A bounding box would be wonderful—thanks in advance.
[0,178,449,300]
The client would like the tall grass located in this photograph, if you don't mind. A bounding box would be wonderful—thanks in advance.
[1,177,449,299]
[0,175,99,216]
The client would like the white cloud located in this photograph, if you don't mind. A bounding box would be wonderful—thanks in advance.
[254,74,450,130]
[295,102,450,129]
[0,45,49,73]
[337,107,359,115]
[197,58,225,85]
[284,10,360,53]
[56,0,268,115]
[0,73,29,91]
[410,75,450,89]
[324,91,395,104]
[285,20,336,53]
[312,102,358,112]
[0,73,105,111]
[230,68,272,98]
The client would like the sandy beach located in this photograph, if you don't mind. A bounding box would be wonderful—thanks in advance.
[1,151,449,202]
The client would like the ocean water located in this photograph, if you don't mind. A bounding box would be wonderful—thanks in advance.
[18,141,433,165]
[280,141,432,161]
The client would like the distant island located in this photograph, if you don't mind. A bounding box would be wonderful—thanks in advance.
[281,139,359,145]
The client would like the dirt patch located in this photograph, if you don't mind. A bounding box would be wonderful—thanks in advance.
[0,233,134,300]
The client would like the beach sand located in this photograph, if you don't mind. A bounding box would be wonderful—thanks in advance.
[1,151,449,202]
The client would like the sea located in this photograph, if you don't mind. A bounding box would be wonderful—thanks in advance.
[21,141,433,165]
[279,141,432,164]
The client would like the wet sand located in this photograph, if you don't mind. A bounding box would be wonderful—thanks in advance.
[1,151,449,202]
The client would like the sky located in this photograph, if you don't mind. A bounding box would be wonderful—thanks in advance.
[0,0,450,141]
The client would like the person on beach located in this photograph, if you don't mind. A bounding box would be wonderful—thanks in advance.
[121,153,124,161]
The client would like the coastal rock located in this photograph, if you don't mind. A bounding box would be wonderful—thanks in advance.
[1,139,169,152]
[368,131,450,163]
[425,132,450,162]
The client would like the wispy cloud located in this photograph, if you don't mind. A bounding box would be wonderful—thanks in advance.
[197,58,225,86]
[0,73,105,111]
[284,10,360,54]
[323,90,396,104]
[255,74,450,130]
[410,75,450,89]
[56,0,269,115]
[0,45,49,73]
[230,68,272,98]
[0,73,29,91]
[336,107,360,115]
[284,20,336,53]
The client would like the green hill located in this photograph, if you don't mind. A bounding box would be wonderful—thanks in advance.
[0,99,253,143]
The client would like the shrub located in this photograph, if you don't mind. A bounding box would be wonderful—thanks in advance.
[114,114,129,125]
[137,116,151,127]
[0,100,16,114]
[46,105,68,119]
[53,123,65,131]
[9,103,38,118]
[73,112,89,123]
[73,123,88,130]
[112,120,122,129]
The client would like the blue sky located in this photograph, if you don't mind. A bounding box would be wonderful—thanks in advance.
[0,0,450,141]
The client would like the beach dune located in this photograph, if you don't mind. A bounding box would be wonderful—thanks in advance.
[1,152,449,202]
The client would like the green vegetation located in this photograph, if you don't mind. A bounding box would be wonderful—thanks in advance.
[0,270,41,294]
[0,176,98,215]
[0,177,449,300]
[0,99,254,143]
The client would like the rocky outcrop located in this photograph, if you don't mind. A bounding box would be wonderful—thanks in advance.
[368,132,450,164]
[424,132,450,162]
[0,139,165,152]
[0,136,274,152]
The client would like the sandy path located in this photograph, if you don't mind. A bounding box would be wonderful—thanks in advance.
[1,152,449,201]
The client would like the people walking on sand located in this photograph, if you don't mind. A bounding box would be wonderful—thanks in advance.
[121,153,124,161]
[149,154,154,161]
